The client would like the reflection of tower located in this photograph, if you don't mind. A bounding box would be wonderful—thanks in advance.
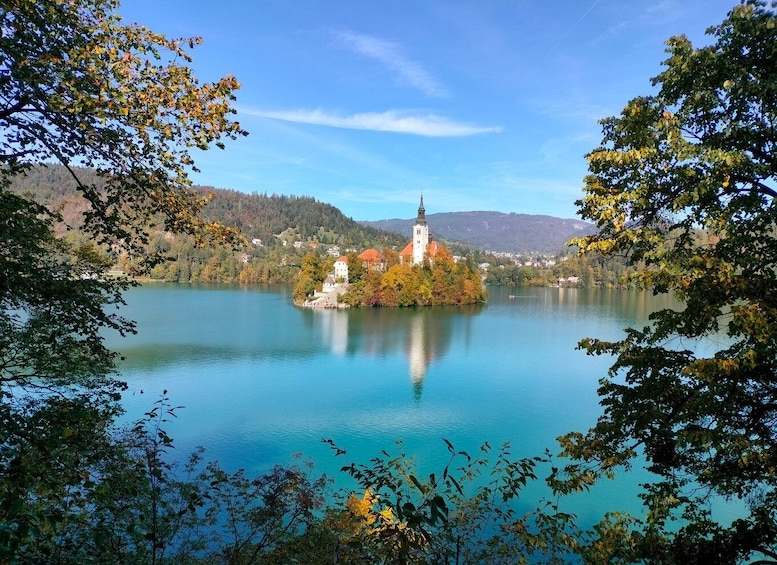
[330,311,348,354]
[408,314,427,401]
[317,310,349,354]
[412,195,429,266]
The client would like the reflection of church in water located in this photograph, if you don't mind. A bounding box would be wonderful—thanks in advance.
[406,313,441,402]
[315,308,452,402]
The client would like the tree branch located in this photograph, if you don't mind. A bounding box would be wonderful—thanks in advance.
[0,98,31,120]
[729,175,777,200]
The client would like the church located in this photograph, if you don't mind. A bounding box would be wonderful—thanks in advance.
[399,195,439,266]
[305,195,485,308]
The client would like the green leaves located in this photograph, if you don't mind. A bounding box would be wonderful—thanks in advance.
[326,438,612,563]
[0,2,250,562]
[1,0,247,267]
[570,1,777,561]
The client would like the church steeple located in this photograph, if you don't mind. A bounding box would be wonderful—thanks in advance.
[416,194,427,226]
[412,193,429,265]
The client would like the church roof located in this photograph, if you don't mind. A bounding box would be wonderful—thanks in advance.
[358,248,382,262]
[400,241,439,258]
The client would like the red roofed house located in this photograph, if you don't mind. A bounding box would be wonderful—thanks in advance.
[333,249,383,284]
[358,248,382,266]
[325,197,437,287]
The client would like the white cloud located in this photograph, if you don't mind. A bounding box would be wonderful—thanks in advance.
[248,108,502,137]
[335,30,448,98]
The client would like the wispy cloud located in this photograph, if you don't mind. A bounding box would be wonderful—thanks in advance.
[248,108,502,137]
[334,30,448,98]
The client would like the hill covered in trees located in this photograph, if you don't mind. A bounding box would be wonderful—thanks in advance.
[9,166,407,283]
[362,211,594,253]
[11,165,404,250]
[194,186,404,251]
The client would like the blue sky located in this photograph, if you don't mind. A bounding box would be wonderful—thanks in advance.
[120,0,737,221]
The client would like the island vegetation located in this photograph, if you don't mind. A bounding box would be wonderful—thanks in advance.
[2,0,777,563]
[292,246,487,307]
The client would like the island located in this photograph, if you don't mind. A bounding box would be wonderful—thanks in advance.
[294,197,487,307]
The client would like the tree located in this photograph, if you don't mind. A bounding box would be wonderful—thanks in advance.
[0,0,245,558]
[293,252,320,302]
[0,0,246,396]
[561,2,777,562]
[0,0,246,264]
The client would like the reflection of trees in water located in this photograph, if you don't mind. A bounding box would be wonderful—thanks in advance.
[311,306,482,401]
[488,285,679,327]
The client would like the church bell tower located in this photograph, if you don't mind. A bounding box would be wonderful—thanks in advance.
[412,195,429,265]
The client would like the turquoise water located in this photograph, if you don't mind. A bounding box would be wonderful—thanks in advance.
[107,284,683,527]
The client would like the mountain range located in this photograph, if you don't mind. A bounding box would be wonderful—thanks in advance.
[361,212,594,253]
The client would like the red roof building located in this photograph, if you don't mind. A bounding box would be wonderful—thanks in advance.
[358,248,382,263]
[400,241,439,263]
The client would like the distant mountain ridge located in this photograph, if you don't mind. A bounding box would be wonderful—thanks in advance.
[361,211,594,253]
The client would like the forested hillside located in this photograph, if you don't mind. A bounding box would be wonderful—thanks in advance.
[9,165,406,283]
[194,186,404,249]
[362,211,594,253]
[12,165,404,248]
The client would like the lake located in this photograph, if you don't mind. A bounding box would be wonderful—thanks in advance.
[107,284,681,528]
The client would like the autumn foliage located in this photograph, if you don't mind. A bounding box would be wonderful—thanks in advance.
[294,247,487,307]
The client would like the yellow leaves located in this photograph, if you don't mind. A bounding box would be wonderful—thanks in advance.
[345,489,378,527]
[379,506,396,522]
[577,237,617,256]
[342,488,410,546]
[730,303,774,344]
[612,214,625,233]
[647,494,680,524]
